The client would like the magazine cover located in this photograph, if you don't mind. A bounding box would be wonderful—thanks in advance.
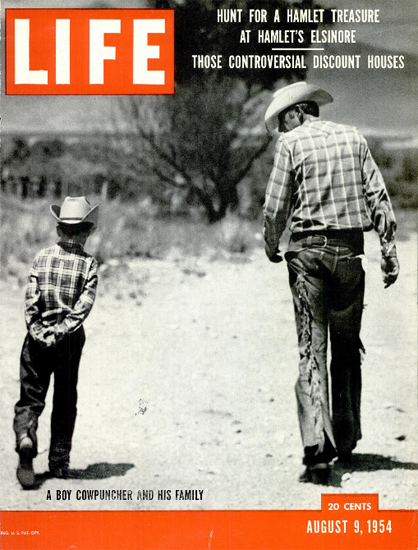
[1,0,417,548]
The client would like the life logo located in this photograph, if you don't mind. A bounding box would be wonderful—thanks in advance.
[5,9,174,95]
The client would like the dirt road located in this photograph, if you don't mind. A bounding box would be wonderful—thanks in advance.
[1,230,417,511]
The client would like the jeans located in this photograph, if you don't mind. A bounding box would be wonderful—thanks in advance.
[14,328,85,469]
[286,236,365,459]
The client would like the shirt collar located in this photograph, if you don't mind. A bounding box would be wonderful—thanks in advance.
[58,240,85,252]
[303,115,321,126]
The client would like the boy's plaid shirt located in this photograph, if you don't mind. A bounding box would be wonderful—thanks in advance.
[264,119,397,255]
[25,240,98,340]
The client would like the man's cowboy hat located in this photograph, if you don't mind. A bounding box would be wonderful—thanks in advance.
[265,82,333,132]
[50,196,99,227]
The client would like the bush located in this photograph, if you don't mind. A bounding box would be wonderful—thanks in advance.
[386,152,418,209]
[218,212,257,254]
[0,196,265,286]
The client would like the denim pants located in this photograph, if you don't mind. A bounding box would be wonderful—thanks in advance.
[14,327,85,469]
[286,236,365,459]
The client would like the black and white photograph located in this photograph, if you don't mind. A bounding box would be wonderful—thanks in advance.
[1,0,417,534]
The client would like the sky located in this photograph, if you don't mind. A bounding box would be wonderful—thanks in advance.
[2,0,417,135]
[3,0,418,55]
[318,0,418,55]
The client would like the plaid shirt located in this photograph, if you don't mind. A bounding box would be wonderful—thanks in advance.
[264,119,396,255]
[25,240,98,340]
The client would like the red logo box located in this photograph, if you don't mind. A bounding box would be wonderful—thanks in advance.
[5,9,174,95]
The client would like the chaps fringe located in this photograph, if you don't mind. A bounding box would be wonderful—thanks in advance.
[359,340,366,365]
[296,275,325,449]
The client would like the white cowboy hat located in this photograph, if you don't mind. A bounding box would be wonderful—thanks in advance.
[265,82,333,132]
[50,196,99,227]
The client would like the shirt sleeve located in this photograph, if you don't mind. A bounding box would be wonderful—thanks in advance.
[25,255,43,339]
[360,136,397,256]
[263,137,294,256]
[58,257,99,335]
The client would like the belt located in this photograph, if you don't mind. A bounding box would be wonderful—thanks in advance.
[291,230,364,250]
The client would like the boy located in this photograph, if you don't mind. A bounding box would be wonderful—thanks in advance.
[14,196,99,488]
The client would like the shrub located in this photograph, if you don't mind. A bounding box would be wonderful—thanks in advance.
[218,212,257,254]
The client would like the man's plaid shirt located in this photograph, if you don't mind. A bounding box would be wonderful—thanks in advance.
[25,240,98,340]
[263,119,396,255]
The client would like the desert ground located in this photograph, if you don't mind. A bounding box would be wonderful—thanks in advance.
[0,222,417,512]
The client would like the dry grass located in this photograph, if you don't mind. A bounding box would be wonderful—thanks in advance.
[0,195,262,284]
[217,212,258,254]
[1,194,414,286]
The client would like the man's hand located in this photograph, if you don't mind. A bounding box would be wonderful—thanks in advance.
[265,244,283,263]
[381,254,399,288]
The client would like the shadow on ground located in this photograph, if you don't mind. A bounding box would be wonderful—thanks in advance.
[28,463,135,490]
[69,462,135,480]
[302,454,418,488]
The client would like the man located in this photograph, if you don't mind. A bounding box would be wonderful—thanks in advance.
[263,82,399,481]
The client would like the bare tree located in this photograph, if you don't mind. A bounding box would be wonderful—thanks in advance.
[110,0,325,221]
[113,78,272,222]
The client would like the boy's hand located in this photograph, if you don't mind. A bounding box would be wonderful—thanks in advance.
[36,324,67,348]
[37,328,56,348]
[54,324,66,344]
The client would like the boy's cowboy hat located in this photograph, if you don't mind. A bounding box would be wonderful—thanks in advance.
[265,82,333,132]
[50,196,99,227]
